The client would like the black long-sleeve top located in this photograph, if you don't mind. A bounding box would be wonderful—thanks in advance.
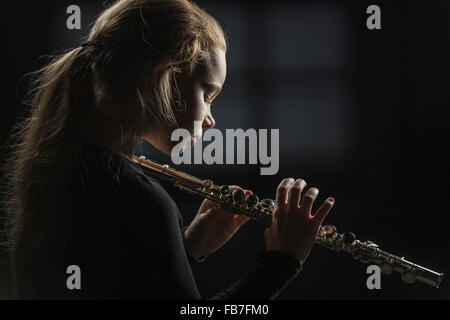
[17,142,302,299]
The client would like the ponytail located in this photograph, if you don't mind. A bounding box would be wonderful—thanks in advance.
[0,45,97,297]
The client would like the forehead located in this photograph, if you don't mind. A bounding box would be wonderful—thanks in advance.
[195,48,227,85]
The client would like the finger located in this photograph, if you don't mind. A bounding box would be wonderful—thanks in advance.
[299,187,319,216]
[198,199,220,214]
[312,197,334,225]
[205,199,220,210]
[275,178,294,207]
[288,179,307,209]
[234,214,250,225]
[201,207,218,222]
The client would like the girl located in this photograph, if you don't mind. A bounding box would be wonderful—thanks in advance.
[2,0,334,299]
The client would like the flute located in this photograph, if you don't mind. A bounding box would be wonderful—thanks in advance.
[132,155,444,288]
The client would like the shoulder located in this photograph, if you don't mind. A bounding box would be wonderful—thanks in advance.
[119,158,178,214]
[75,144,182,226]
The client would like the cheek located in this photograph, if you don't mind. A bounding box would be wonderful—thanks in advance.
[179,91,206,126]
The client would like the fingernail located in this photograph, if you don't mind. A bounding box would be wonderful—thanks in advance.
[306,188,319,196]
[328,197,334,203]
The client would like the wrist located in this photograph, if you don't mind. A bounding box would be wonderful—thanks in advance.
[264,246,303,265]
[264,248,304,266]
[182,229,206,260]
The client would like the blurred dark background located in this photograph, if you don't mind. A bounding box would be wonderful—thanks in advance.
[1,0,449,299]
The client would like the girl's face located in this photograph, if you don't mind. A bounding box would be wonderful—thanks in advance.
[143,47,226,155]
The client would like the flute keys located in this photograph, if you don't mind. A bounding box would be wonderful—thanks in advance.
[365,241,379,248]
[232,189,245,202]
[380,263,393,275]
[246,194,259,207]
[323,225,337,238]
[203,179,213,188]
[318,227,325,237]
[360,252,371,264]
[342,232,356,245]
[220,185,231,196]
[351,249,361,260]
[401,271,417,284]
[261,199,274,208]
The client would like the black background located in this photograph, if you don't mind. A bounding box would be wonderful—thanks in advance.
[1,0,449,299]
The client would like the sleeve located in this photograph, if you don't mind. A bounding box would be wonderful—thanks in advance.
[207,250,302,300]
[86,172,203,299]
[113,168,301,300]
[181,225,208,264]
[117,180,203,299]
[180,215,301,298]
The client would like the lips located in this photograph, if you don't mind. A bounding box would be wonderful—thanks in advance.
[191,136,197,147]
[190,131,202,147]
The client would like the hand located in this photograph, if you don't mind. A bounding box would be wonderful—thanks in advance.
[183,186,251,260]
[264,178,334,265]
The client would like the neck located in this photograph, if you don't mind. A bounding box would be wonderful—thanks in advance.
[84,114,138,161]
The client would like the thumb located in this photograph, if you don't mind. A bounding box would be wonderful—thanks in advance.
[201,207,219,222]
[234,214,250,226]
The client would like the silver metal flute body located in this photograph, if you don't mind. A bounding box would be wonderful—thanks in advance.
[132,155,444,289]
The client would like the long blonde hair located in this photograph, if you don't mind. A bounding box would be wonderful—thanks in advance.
[1,0,226,297]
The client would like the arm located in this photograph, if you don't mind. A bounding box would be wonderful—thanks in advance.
[114,166,332,300]
[179,179,334,300]
[207,250,301,300]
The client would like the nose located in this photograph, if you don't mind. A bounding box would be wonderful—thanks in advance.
[202,114,215,129]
